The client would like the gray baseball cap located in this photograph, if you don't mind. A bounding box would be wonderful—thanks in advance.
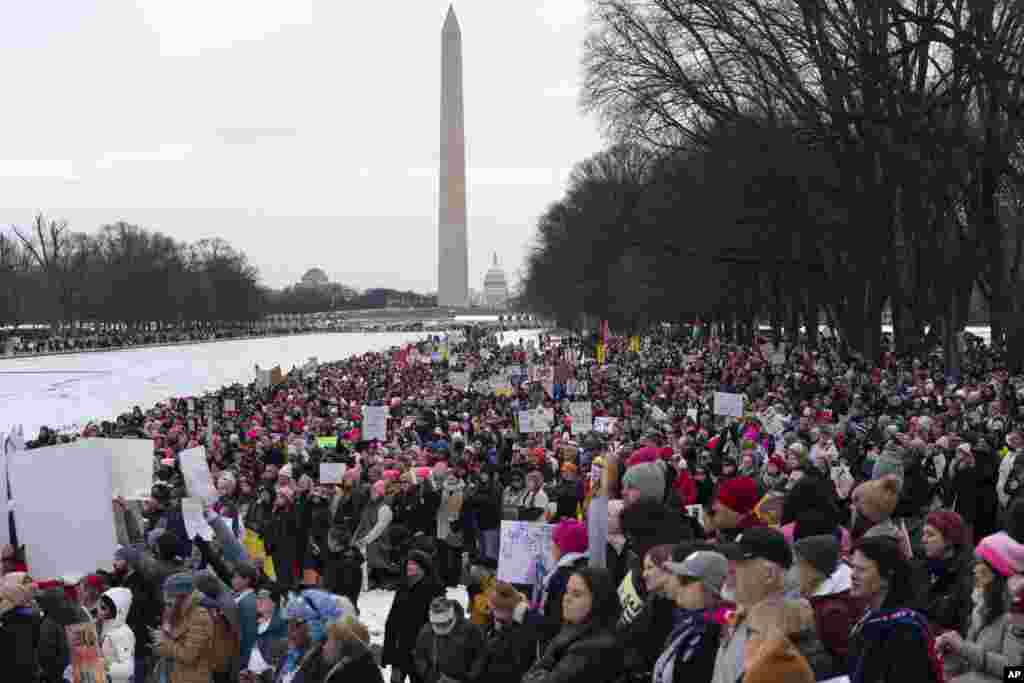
[663,550,729,597]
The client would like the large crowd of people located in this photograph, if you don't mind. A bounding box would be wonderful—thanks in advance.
[3,324,1024,683]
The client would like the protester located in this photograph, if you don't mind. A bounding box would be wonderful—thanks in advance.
[521,567,625,683]
[97,587,136,683]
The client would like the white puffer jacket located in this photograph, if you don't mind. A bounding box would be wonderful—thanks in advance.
[100,587,135,682]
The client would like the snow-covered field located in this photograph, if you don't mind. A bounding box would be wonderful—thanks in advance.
[0,329,541,439]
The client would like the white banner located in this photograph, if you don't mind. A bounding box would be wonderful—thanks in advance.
[497,521,555,585]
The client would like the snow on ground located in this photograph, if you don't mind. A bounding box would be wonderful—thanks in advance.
[0,328,542,442]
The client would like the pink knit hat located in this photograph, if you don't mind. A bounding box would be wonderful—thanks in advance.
[976,532,1024,577]
[552,519,588,555]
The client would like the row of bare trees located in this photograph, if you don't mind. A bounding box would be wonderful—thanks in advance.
[0,215,263,330]
[522,0,1024,371]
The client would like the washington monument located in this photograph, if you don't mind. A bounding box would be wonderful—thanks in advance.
[437,5,469,307]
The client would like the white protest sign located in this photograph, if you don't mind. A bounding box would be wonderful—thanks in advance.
[498,521,555,585]
[570,402,593,434]
[714,392,744,418]
[517,411,536,433]
[594,417,616,433]
[8,440,117,578]
[82,438,155,498]
[179,446,217,503]
[223,399,236,414]
[362,406,389,441]
[181,498,215,542]
[319,462,345,484]
[686,408,698,421]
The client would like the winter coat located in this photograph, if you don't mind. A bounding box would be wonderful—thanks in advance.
[791,626,842,681]
[469,620,541,683]
[264,503,301,585]
[155,591,216,683]
[321,545,364,601]
[618,592,678,678]
[805,562,861,662]
[272,641,327,683]
[99,588,135,683]
[921,549,974,635]
[521,621,625,683]
[651,609,721,683]
[847,607,941,683]
[0,605,40,683]
[413,604,485,683]
[382,574,445,673]
[323,640,385,683]
[943,605,1024,681]
[109,565,161,663]
[36,588,90,683]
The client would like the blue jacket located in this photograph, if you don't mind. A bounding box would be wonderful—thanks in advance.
[238,592,260,666]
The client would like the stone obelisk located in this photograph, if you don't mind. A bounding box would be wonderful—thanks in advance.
[437,4,469,308]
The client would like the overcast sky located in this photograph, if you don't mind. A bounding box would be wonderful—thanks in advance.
[0,1,603,292]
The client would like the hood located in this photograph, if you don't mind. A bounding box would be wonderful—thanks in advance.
[813,562,852,597]
[102,587,133,630]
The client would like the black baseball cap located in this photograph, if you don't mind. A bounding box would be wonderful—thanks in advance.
[719,527,792,569]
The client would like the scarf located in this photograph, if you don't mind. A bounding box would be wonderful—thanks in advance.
[850,607,942,683]
[651,608,710,683]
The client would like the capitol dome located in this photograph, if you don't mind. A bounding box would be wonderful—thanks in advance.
[299,268,330,289]
[483,253,509,309]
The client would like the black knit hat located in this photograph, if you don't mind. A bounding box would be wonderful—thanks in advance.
[793,534,840,577]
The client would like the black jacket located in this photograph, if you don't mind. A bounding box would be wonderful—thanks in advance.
[36,590,90,683]
[0,607,40,683]
[413,605,485,683]
[111,567,163,657]
[470,620,541,683]
[522,622,625,683]
[323,642,385,683]
[920,548,974,634]
[382,573,445,673]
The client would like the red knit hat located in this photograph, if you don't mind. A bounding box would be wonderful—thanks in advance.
[715,476,759,515]
[925,510,969,548]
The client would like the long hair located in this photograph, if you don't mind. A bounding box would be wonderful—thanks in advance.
[854,536,917,610]
[570,567,621,628]
[978,561,1009,629]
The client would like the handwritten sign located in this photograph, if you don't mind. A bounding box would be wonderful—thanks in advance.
[594,417,616,433]
[570,402,593,434]
[713,392,744,418]
[66,622,106,683]
[362,406,389,441]
[498,521,554,585]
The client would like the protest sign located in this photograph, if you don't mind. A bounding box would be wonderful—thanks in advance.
[498,521,554,585]
[66,622,106,683]
[713,392,744,418]
[181,498,215,542]
[8,440,117,578]
[223,398,236,414]
[362,406,389,441]
[317,436,338,450]
[594,417,616,433]
[82,438,154,498]
[320,463,345,484]
[179,446,217,503]
[570,402,593,434]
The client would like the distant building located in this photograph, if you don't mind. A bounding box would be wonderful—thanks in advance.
[298,268,330,289]
[483,253,509,309]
